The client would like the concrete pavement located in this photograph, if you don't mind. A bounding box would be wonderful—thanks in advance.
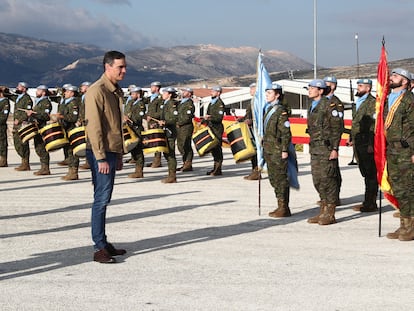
[1,144,413,310]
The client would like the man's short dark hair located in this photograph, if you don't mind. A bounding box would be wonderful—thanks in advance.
[103,51,125,68]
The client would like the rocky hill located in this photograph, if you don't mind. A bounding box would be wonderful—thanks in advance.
[0,32,312,87]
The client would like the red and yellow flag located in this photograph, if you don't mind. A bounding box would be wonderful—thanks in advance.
[374,42,399,208]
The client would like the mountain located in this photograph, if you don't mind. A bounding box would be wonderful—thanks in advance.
[0,32,312,87]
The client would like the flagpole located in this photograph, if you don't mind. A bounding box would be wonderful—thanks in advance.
[378,189,382,237]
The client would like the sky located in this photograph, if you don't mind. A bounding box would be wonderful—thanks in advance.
[0,0,413,68]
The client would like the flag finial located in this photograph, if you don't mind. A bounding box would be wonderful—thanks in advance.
[382,36,385,46]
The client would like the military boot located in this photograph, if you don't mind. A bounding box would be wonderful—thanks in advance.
[34,163,51,176]
[398,217,414,241]
[318,203,336,225]
[209,161,222,176]
[206,162,217,175]
[181,161,193,172]
[57,158,69,166]
[161,170,177,183]
[308,200,325,224]
[80,160,90,170]
[62,167,79,181]
[269,199,291,218]
[150,153,162,168]
[393,211,400,218]
[15,158,30,171]
[244,167,261,180]
[360,192,378,212]
[0,155,7,167]
[128,165,144,178]
[386,217,407,239]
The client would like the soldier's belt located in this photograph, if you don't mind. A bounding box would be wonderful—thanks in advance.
[387,140,410,149]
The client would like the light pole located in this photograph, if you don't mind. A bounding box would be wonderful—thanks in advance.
[355,33,360,78]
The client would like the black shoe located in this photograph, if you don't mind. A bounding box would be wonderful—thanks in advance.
[93,248,116,263]
[105,243,126,256]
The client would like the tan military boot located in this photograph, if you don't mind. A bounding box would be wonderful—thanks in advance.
[161,170,177,183]
[181,161,193,172]
[150,153,162,168]
[0,156,7,167]
[34,164,51,176]
[128,166,144,178]
[244,167,261,180]
[15,158,30,171]
[209,161,222,176]
[79,160,90,170]
[398,217,414,241]
[308,201,325,224]
[269,199,291,218]
[318,203,336,225]
[386,217,406,239]
[62,167,79,180]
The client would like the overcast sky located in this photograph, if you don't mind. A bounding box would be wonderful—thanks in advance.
[0,0,413,68]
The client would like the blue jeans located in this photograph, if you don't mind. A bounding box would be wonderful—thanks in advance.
[86,149,117,250]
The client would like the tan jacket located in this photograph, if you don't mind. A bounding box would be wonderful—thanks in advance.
[85,74,125,160]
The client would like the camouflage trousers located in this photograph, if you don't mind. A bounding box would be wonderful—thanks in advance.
[310,151,339,204]
[264,148,289,201]
[177,125,193,162]
[0,125,7,157]
[387,148,414,216]
[67,144,80,168]
[130,142,144,167]
[163,137,177,171]
[33,134,50,165]
[13,128,30,160]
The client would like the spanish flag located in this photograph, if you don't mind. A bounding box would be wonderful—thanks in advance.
[373,41,399,208]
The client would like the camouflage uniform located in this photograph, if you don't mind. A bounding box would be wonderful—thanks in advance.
[206,97,225,175]
[58,96,69,163]
[127,97,146,177]
[307,96,344,222]
[263,102,292,211]
[32,97,52,168]
[11,93,33,163]
[61,96,81,172]
[351,93,378,211]
[385,90,414,218]
[0,97,10,165]
[239,100,258,172]
[176,97,195,170]
[160,98,178,182]
[146,93,163,167]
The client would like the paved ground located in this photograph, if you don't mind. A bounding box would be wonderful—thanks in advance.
[1,144,413,311]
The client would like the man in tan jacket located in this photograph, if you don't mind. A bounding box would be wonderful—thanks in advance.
[85,50,127,263]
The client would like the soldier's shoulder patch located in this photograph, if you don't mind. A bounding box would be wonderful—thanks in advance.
[173,111,178,115]
[331,110,338,117]
[284,120,290,128]
[219,110,224,115]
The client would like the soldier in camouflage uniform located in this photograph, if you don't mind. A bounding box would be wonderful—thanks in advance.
[176,87,195,172]
[323,76,343,205]
[263,83,293,218]
[159,87,178,183]
[57,83,72,166]
[306,79,344,225]
[0,86,10,167]
[348,79,378,213]
[384,68,414,241]
[124,87,146,179]
[8,82,33,171]
[27,85,53,175]
[205,86,225,176]
[146,81,164,168]
[59,85,81,180]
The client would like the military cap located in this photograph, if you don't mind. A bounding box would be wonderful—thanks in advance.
[265,83,282,91]
[151,81,162,87]
[249,83,256,88]
[66,85,78,92]
[36,85,48,90]
[130,87,142,93]
[323,76,337,83]
[212,86,222,92]
[81,81,91,86]
[62,83,72,89]
[18,82,29,88]
[162,87,176,93]
[308,79,327,88]
[356,78,372,86]
[182,87,193,93]
[391,68,411,80]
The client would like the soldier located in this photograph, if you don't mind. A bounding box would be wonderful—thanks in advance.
[204,86,225,176]
[176,87,195,172]
[146,81,164,168]
[348,79,378,212]
[263,83,292,218]
[8,82,33,171]
[385,68,414,241]
[241,83,260,180]
[57,83,72,166]
[124,87,146,178]
[158,87,178,183]
[0,86,10,167]
[26,85,53,175]
[59,85,81,180]
[306,79,344,225]
[79,81,91,170]
[323,76,343,205]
